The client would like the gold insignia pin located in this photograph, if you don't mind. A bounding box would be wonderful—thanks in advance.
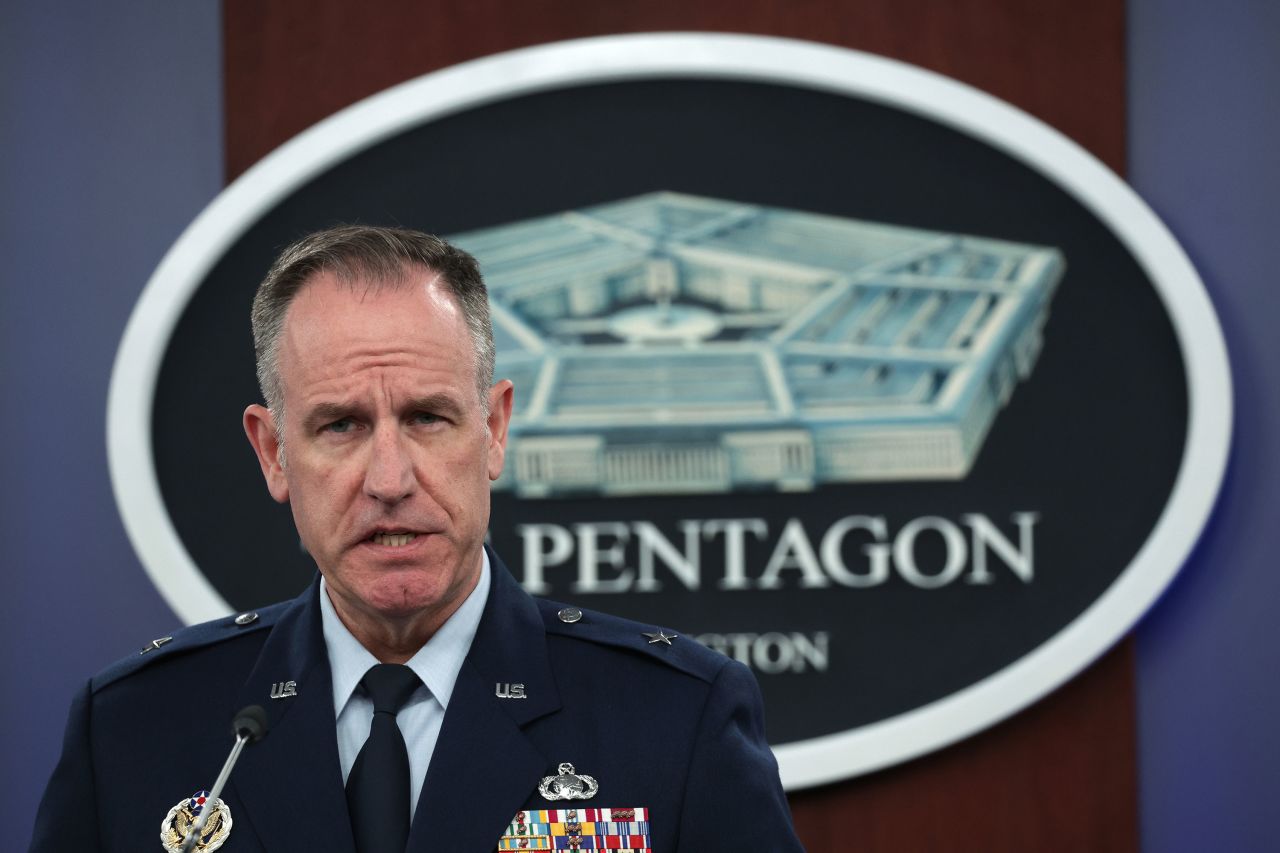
[159,790,232,852]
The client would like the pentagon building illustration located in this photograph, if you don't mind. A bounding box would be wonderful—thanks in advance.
[450,192,1063,498]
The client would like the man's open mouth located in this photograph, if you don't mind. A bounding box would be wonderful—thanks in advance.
[370,532,418,547]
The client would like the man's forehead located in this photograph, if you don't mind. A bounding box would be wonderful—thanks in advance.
[275,268,475,388]
[279,268,464,346]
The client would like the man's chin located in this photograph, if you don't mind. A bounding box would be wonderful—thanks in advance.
[360,577,450,619]
[324,548,480,625]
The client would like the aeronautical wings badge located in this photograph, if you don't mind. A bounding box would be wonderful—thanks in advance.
[538,762,599,801]
[159,790,233,852]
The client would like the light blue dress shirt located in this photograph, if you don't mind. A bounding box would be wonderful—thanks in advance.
[320,552,491,822]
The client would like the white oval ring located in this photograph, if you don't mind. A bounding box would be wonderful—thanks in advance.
[107,33,1232,790]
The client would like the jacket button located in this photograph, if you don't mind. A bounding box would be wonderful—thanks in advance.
[557,607,582,624]
[234,612,259,626]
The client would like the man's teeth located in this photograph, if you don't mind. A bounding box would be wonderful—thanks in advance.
[372,532,417,547]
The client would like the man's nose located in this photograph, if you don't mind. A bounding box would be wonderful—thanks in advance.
[363,425,415,504]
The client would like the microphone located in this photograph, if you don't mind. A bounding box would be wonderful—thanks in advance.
[233,705,268,743]
[179,705,269,853]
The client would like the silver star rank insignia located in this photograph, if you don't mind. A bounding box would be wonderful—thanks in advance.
[642,630,677,646]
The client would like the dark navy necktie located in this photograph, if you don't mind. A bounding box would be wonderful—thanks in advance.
[346,663,423,853]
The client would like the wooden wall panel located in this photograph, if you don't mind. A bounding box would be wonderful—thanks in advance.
[788,642,1138,852]
[224,0,1125,180]
[222,2,1134,850]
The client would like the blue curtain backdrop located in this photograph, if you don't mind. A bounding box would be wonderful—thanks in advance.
[1,2,1275,850]
[1127,2,1279,849]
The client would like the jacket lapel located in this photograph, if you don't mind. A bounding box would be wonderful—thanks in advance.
[230,578,356,853]
[407,551,561,851]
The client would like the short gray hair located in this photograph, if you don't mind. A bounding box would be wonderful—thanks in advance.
[251,225,495,426]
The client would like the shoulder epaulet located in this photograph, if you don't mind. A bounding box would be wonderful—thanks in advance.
[91,600,291,692]
[535,598,728,685]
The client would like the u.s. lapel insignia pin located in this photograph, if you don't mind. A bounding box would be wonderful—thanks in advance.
[269,679,297,700]
[159,789,233,852]
[538,762,599,801]
[495,682,527,699]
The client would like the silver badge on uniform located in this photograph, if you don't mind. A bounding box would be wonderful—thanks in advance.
[538,762,599,801]
[159,790,233,852]
[269,680,297,700]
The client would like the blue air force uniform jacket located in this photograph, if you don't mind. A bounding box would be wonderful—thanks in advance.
[31,551,804,852]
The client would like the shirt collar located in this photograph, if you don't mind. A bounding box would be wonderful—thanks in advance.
[321,551,491,714]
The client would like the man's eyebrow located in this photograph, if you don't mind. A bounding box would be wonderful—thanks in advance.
[301,401,358,431]
[405,393,466,420]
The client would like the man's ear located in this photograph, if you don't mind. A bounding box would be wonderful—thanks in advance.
[486,379,514,482]
[243,404,289,503]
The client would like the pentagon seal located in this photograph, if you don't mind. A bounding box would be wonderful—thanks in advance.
[538,762,599,801]
[159,789,233,852]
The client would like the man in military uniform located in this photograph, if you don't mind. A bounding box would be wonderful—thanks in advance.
[31,226,804,852]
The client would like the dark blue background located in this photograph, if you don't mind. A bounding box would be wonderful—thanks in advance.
[2,2,1275,850]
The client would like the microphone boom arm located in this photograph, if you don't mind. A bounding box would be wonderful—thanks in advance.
[179,705,267,853]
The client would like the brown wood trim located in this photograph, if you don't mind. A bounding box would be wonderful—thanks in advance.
[223,0,1124,181]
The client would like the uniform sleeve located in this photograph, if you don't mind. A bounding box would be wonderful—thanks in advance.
[29,680,101,853]
[676,659,806,851]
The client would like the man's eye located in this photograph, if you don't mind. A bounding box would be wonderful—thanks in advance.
[411,412,440,425]
[324,418,355,434]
